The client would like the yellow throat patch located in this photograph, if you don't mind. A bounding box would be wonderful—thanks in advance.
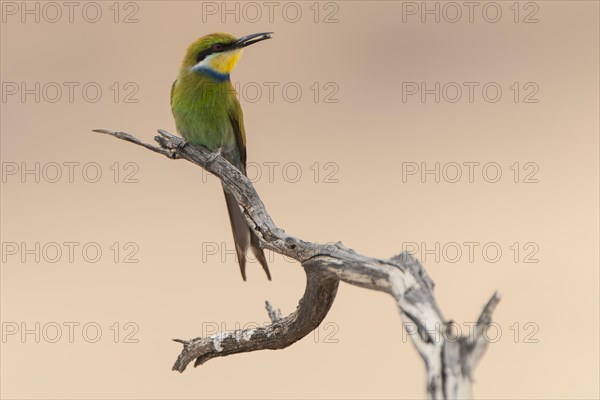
[207,50,243,75]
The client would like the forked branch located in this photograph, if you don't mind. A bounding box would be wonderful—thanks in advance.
[93,128,501,399]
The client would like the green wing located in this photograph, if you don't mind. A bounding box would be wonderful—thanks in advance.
[170,80,177,107]
[227,98,247,171]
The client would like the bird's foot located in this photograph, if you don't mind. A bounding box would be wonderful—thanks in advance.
[207,147,222,164]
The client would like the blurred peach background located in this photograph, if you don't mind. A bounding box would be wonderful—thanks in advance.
[1,1,598,399]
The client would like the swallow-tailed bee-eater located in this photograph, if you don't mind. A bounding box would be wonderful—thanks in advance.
[170,32,273,281]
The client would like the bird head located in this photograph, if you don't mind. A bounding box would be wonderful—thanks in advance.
[179,32,273,80]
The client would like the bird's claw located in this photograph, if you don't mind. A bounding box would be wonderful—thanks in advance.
[207,148,222,164]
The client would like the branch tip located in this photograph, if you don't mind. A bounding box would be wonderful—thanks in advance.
[478,291,502,324]
[265,300,283,323]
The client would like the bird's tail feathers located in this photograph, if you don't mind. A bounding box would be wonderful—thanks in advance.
[223,187,271,281]
[251,232,272,280]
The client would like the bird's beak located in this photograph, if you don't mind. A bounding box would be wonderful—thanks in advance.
[235,32,273,48]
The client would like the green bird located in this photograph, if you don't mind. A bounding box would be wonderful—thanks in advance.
[170,32,273,281]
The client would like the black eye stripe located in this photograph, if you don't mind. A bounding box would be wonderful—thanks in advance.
[196,50,210,63]
[196,42,230,63]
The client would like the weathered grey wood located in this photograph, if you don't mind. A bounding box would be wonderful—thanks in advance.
[94,128,501,399]
[173,261,339,369]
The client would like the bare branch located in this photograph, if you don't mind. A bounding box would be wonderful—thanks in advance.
[465,291,503,370]
[172,262,339,371]
[265,301,283,323]
[92,129,176,158]
[94,128,501,399]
